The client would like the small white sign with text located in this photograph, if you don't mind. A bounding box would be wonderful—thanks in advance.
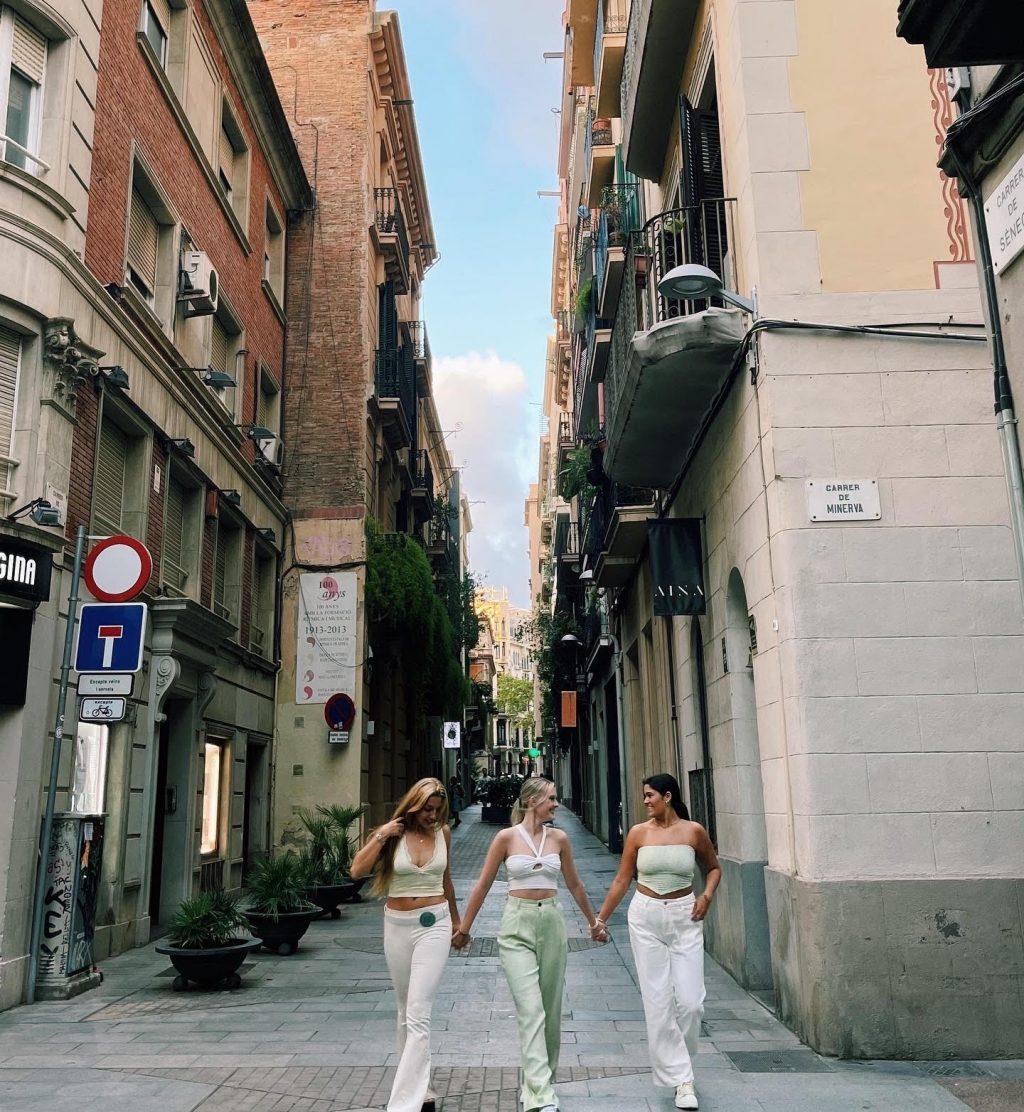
[985,150,1024,275]
[807,479,880,522]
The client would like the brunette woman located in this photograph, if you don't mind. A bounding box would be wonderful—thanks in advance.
[593,773,721,1111]
[350,777,462,1112]
[453,777,607,1112]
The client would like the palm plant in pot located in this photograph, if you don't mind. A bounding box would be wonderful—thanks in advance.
[155,890,258,991]
[297,804,367,918]
[243,853,319,955]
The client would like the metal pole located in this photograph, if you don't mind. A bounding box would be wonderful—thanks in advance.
[26,523,87,1004]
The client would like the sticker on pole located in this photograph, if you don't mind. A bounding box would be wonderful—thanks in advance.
[84,535,153,602]
[80,697,127,723]
[74,603,148,674]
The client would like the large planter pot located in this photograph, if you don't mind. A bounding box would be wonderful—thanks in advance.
[155,937,260,992]
[303,883,349,920]
[481,804,512,825]
[243,908,319,955]
[340,875,368,904]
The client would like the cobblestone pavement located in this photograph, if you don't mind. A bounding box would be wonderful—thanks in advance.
[1,806,1021,1111]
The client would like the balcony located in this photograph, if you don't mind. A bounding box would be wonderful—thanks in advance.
[372,187,410,294]
[583,476,656,588]
[896,0,1018,66]
[427,512,459,574]
[373,344,416,450]
[594,0,630,119]
[557,412,575,468]
[405,320,432,396]
[603,198,747,488]
[554,518,581,568]
[621,0,699,179]
[584,106,616,208]
[411,449,434,524]
[595,183,641,319]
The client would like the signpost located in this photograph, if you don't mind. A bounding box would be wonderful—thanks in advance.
[79,697,127,723]
[74,603,147,673]
[83,535,152,602]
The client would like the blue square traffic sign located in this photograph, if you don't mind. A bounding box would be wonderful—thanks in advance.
[74,603,148,674]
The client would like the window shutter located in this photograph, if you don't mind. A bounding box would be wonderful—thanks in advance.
[256,384,267,427]
[0,325,21,493]
[210,316,229,374]
[164,477,186,589]
[214,526,228,615]
[12,17,47,84]
[219,128,234,191]
[148,0,171,35]
[94,421,128,535]
[127,189,159,292]
[250,555,266,651]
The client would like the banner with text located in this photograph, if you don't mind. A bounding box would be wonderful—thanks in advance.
[648,518,706,617]
[296,570,358,704]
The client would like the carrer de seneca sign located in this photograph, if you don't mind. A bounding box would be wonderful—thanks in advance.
[0,535,53,605]
[806,479,881,522]
[984,151,1024,275]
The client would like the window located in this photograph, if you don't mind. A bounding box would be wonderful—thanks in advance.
[127,188,159,302]
[93,419,129,535]
[139,0,168,66]
[218,101,249,226]
[263,201,284,304]
[213,512,242,627]
[250,546,275,657]
[0,323,21,501]
[162,468,200,596]
[256,365,280,438]
[0,11,47,173]
[125,162,177,326]
[207,300,242,414]
[200,741,223,855]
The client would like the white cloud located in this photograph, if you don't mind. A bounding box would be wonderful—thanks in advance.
[434,351,536,606]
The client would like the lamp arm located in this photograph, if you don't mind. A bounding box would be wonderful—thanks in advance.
[720,288,757,314]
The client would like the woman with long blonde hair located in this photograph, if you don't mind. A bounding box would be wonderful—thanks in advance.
[350,777,461,1112]
[453,777,607,1112]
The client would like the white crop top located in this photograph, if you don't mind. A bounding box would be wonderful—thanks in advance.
[506,824,562,892]
[388,828,446,898]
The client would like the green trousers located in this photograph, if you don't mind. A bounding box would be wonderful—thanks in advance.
[498,896,568,1111]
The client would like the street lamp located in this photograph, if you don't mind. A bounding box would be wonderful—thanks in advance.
[657,263,756,314]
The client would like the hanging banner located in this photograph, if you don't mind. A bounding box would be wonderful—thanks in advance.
[560,690,577,729]
[648,518,706,616]
[296,571,358,704]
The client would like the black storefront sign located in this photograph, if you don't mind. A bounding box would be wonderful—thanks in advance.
[0,534,53,606]
[649,518,706,616]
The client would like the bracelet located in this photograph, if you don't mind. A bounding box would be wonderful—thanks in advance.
[375,832,385,843]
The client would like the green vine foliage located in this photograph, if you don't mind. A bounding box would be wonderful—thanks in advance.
[559,444,596,502]
[365,521,470,722]
[522,609,580,736]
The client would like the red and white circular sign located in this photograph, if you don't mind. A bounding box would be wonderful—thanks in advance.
[84,535,153,602]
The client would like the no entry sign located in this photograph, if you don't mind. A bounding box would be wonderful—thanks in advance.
[84,536,152,602]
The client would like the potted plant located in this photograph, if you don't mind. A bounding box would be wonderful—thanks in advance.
[155,890,258,991]
[478,774,526,825]
[243,853,319,955]
[298,804,367,918]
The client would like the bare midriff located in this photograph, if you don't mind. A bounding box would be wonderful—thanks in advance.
[635,884,693,900]
[508,888,557,901]
[385,895,447,911]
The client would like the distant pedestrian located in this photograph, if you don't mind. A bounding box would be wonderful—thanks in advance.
[453,777,608,1112]
[447,776,464,828]
[349,778,463,1112]
[594,773,721,1111]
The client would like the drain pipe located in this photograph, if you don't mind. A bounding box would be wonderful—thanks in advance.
[947,142,1024,602]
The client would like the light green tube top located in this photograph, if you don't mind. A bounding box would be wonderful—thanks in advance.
[636,844,696,894]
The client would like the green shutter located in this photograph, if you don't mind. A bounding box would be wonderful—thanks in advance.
[93,420,127,535]
[0,325,20,494]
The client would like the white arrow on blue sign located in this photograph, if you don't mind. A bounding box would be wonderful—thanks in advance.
[74,602,148,674]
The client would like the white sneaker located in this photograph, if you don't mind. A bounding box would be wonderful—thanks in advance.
[674,1082,698,1110]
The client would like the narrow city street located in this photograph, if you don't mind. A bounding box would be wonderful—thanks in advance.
[0,807,1018,1112]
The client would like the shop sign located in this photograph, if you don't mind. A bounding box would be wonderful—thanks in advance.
[985,150,1024,275]
[0,535,53,605]
[296,570,358,704]
[443,721,461,749]
[807,479,880,522]
[648,518,706,616]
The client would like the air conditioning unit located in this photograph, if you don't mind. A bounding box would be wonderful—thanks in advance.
[179,250,219,315]
[256,436,283,468]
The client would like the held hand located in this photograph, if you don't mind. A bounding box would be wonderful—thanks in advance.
[691,894,712,921]
[590,920,610,944]
[376,818,405,841]
[451,929,471,951]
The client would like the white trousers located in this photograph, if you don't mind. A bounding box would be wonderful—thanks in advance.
[383,903,451,1112]
[628,892,705,1087]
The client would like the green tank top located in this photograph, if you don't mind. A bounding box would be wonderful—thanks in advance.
[636,844,696,894]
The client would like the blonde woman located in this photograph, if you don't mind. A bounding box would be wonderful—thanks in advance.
[454,777,607,1112]
[350,778,461,1112]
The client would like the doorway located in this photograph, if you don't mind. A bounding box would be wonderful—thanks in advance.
[242,737,270,877]
[148,697,195,931]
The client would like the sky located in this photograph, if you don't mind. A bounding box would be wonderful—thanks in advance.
[394,0,563,607]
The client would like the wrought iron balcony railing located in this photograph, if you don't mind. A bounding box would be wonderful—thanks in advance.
[582,474,655,560]
[374,187,410,263]
[595,183,641,302]
[594,0,631,87]
[412,449,433,494]
[375,344,416,437]
[406,320,430,362]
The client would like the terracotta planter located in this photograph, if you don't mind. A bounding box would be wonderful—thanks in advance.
[155,937,260,991]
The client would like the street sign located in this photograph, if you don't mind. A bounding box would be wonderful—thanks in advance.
[324,692,356,731]
[443,721,461,750]
[328,730,350,745]
[80,697,126,723]
[806,479,880,522]
[77,673,133,697]
[84,536,152,602]
[74,603,147,674]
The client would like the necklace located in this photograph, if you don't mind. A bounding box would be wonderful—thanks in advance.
[654,815,680,830]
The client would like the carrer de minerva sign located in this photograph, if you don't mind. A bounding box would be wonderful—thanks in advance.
[984,150,1024,275]
[806,479,881,522]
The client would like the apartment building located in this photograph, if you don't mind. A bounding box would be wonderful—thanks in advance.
[535,0,1024,1057]
[250,1,469,831]
[0,0,310,1007]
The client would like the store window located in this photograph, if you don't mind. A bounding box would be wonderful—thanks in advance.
[70,722,109,814]
[200,741,223,855]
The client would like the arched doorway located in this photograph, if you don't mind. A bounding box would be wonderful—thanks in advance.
[710,568,774,991]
